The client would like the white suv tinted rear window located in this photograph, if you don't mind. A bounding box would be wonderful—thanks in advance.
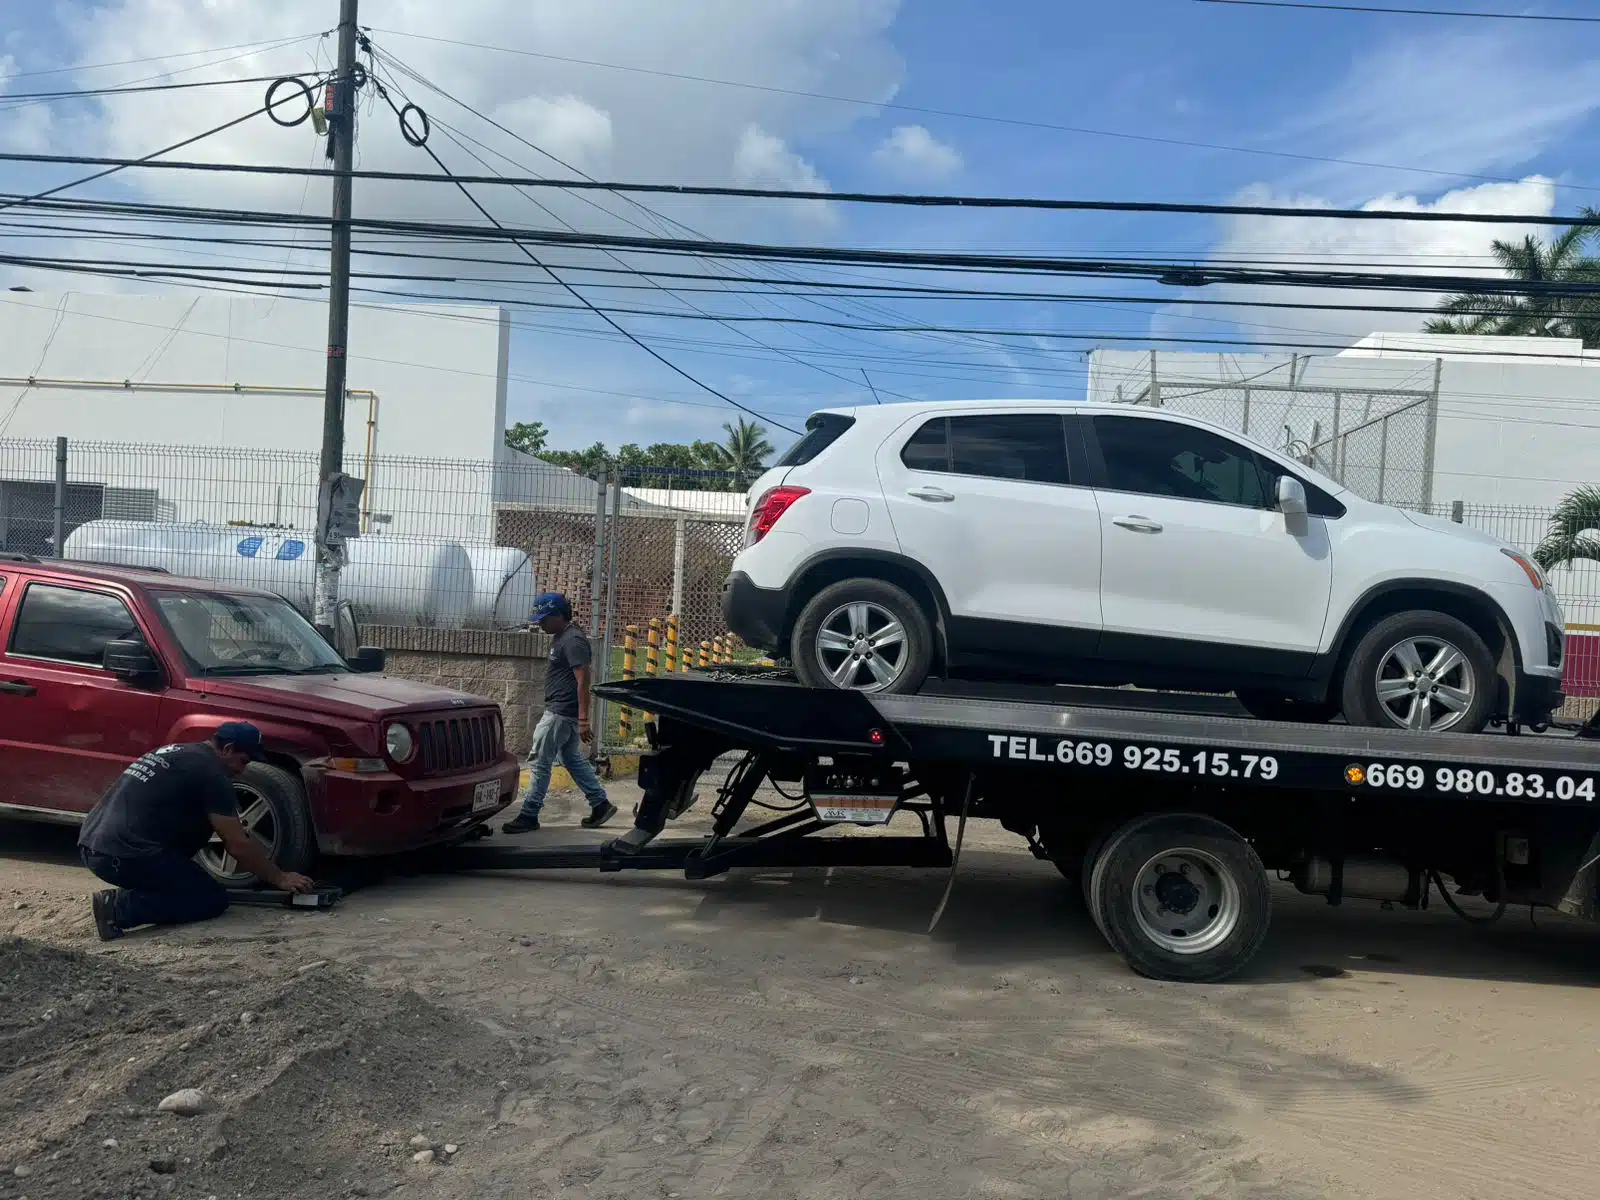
[901,414,1071,485]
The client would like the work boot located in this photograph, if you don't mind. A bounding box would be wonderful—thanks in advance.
[581,802,618,829]
[501,813,541,834]
[91,890,123,942]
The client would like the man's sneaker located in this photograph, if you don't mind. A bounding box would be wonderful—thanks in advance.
[501,813,541,834]
[581,802,618,829]
[91,890,123,942]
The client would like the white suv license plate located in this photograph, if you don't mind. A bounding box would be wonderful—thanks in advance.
[471,780,502,813]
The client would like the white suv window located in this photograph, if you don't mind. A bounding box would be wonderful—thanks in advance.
[1093,416,1275,509]
[901,414,1072,485]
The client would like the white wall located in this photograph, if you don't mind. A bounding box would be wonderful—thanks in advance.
[0,292,509,542]
[1088,342,1600,509]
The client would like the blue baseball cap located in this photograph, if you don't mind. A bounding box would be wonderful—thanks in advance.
[215,721,266,760]
[529,592,571,622]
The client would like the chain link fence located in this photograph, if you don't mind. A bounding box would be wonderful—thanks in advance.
[1135,364,1440,509]
[4,433,1593,728]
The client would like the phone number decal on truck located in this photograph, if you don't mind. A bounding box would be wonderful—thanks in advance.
[987,735,1280,780]
[1348,762,1596,800]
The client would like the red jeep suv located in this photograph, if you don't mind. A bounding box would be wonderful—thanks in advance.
[0,554,518,884]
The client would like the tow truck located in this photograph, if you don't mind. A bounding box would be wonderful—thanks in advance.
[435,670,1600,983]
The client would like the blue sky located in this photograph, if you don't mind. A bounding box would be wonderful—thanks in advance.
[3,0,1600,456]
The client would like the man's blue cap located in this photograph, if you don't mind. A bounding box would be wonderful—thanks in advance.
[215,721,266,760]
[530,592,571,622]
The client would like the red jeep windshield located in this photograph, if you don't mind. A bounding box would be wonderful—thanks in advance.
[152,590,347,677]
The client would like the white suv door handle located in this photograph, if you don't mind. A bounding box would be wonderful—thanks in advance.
[907,486,955,503]
[1112,515,1163,533]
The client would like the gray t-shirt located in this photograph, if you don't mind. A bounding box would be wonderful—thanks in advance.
[544,623,592,720]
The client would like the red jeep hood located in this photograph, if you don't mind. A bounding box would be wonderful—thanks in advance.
[189,673,490,719]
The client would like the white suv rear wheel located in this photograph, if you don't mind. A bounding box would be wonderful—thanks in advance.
[790,578,933,694]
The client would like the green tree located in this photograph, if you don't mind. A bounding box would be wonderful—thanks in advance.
[503,421,549,455]
[698,418,774,484]
[1427,216,1600,347]
[1533,485,1600,571]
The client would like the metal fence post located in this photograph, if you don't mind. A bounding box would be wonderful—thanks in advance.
[671,515,686,617]
[52,437,67,557]
[1451,500,1464,523]
[588,475,607,634]
[596,474,622,752]
[1377,414,1389,503]
[1421,357,1442,510]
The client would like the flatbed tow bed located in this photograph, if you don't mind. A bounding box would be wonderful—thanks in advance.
[436,675,1600,982]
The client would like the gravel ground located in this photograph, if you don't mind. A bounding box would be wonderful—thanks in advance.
[4,776,1600,1200]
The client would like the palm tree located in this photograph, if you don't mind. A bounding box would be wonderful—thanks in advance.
[700,417,774,486]
[1427,214,1600,347]
[1533,485,1600,571]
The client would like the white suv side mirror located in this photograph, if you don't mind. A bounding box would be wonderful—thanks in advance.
[1276,475,1308,518]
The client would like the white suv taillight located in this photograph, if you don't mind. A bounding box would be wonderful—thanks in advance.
[746,485,810,546]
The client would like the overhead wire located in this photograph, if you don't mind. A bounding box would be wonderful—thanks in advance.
[6,149,1599,225]
[366,26,1600,195]
[359,60,800,434]
[1194,0,1600,20]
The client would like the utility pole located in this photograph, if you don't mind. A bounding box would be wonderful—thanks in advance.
[313,0,360,636]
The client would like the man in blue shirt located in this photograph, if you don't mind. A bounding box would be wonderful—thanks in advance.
[502,593,618,833]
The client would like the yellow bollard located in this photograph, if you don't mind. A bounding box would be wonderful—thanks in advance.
[665,613,679,675]
[619,625,637,743]
[711,635,724,665]
[644,617,662,726]
[698,640,711,669]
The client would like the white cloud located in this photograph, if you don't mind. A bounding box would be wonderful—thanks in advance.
[489,94,613,175]
[732,124,829,192]
[1266,28,1600,200]
[873,124,961,179]
[1153,177,1561,349]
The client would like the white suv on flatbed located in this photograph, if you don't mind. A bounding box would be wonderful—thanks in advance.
[722,401,1566,734]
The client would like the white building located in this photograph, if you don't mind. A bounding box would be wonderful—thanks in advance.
[1087,334,1600,509]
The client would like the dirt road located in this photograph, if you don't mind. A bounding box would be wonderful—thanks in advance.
[4,781,1599,1200]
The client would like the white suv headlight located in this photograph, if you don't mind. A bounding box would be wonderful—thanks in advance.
[385,722,416,763]
[1501,549,1546,590]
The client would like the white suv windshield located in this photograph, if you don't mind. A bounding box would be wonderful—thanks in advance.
[153,590,347,676]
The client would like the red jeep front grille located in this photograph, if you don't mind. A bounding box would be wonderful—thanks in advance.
[416,712,502,775]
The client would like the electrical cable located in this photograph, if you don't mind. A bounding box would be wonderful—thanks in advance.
[0,76,325,218]
[5,148,1596,226]
[1428,869,1507,926]
[0,33,326,83]
[364,74,799,434]
[367,26,1600,195]
[1195,0,1600,20]
[0,74,304,107]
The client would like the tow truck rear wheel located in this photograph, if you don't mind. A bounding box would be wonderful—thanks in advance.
[1088,813,1270,983]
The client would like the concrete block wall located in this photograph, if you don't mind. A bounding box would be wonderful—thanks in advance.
[360,625,548,754]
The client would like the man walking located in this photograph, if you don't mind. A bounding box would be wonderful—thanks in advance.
[80,722,315,941]
[502,592,618,833]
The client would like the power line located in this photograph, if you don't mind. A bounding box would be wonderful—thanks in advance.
[2,149,1591,226]
[1194,0,1600,21]
[367,26,1600,194]
[0,33,327,82]
[0,74,295,106]
[364,68,800,435]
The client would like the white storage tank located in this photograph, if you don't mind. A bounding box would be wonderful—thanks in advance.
[462,546,538,629]
[64,521,475,629]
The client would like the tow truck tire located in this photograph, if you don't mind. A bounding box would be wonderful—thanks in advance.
[197,762,316,889]
[1091,813,1270,983]
[1084,819,1145,941]
[790,578,933,695]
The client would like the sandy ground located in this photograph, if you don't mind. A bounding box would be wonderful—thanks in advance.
[4,775,1600,1200]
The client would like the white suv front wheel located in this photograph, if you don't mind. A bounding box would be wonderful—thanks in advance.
[1340,611,1496,734]
[790,578,934,694]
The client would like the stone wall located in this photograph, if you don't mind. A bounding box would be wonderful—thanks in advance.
[360,625,548,754]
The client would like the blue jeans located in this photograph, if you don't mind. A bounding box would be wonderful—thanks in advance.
[518,711,609,816]
[81,848,230,930]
